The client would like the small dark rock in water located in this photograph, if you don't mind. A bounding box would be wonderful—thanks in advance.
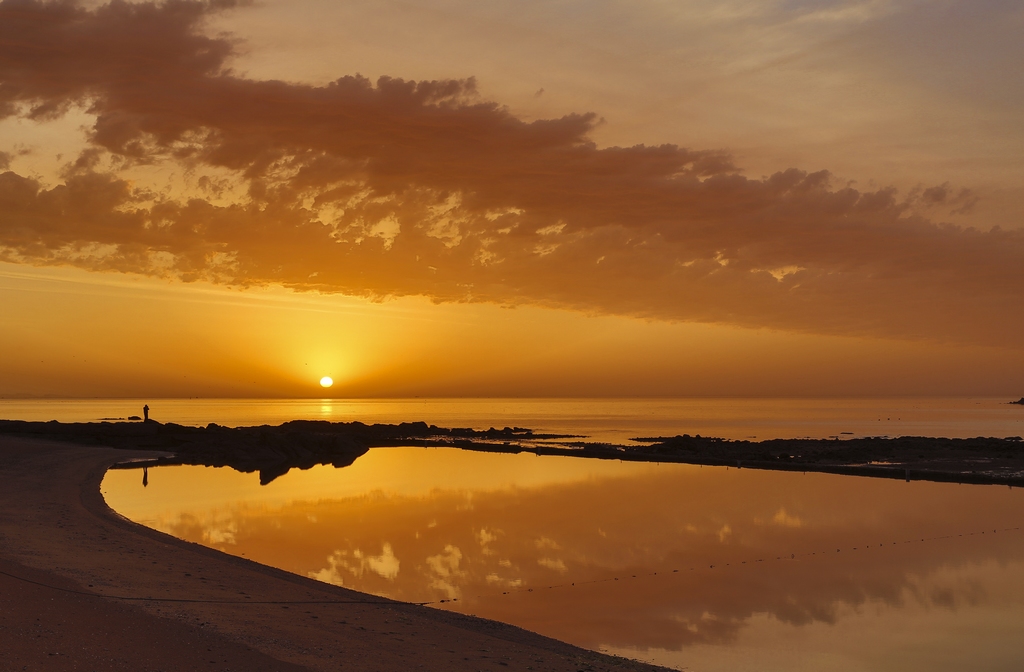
[127,415,142,421]
[1010,398,1024,405]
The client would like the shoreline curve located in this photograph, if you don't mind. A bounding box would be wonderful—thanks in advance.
[0,436,669,671]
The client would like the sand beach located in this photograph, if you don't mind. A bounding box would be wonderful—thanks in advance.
[0,436,667,672]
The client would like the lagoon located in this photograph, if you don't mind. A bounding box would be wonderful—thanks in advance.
[104,445,1024,671]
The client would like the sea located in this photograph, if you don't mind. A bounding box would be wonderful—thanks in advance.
[2,396,1022,442]
[8,397,1024,671]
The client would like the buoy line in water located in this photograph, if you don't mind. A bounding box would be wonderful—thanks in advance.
[424,524,1024,607]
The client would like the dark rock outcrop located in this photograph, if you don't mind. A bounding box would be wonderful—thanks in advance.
[3,419,1024,486]
[0,420,562,484]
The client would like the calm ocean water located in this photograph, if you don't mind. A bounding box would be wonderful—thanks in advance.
[2,396,1022,442]
[13,393,1018,670]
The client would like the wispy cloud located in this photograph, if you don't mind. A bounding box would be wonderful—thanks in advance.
[1,0,1021,346]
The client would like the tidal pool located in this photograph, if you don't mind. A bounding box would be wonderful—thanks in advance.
[103,447,1024,671]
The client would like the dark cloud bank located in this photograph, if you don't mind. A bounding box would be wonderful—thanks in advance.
[1,0,1022,346]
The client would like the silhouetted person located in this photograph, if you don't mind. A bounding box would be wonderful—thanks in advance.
[143,404,150,422]
[142,466,148,488]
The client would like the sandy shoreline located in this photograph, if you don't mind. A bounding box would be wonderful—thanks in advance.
[0,436,669,671]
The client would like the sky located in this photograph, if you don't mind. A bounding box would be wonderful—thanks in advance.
[0,0,1022,398]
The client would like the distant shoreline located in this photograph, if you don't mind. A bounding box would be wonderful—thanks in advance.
[2,418,1023,487]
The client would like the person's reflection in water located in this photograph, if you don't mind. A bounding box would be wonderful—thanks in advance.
[142,467,148,488]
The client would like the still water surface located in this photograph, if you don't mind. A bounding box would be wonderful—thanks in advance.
[104,447,1024,672]
[5,396,1023,442]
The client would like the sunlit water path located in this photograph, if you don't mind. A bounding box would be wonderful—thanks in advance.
[5,397,1023,442]
[103,447,1024,672]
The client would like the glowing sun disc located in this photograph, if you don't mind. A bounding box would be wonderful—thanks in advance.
[319,376,334,388]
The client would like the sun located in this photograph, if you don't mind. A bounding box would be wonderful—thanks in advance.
[319,376,333,388]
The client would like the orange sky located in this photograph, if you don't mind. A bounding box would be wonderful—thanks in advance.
[1,0,1022,398]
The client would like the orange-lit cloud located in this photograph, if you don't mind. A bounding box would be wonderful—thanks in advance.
[1,0,1022,347]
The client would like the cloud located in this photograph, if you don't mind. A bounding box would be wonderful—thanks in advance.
[916,183,981,215]
[0,0,1022,346]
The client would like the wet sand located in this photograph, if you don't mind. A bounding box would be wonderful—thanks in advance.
[0,436,668,672]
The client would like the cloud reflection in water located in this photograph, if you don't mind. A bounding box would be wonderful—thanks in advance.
[104,447,1024,668]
